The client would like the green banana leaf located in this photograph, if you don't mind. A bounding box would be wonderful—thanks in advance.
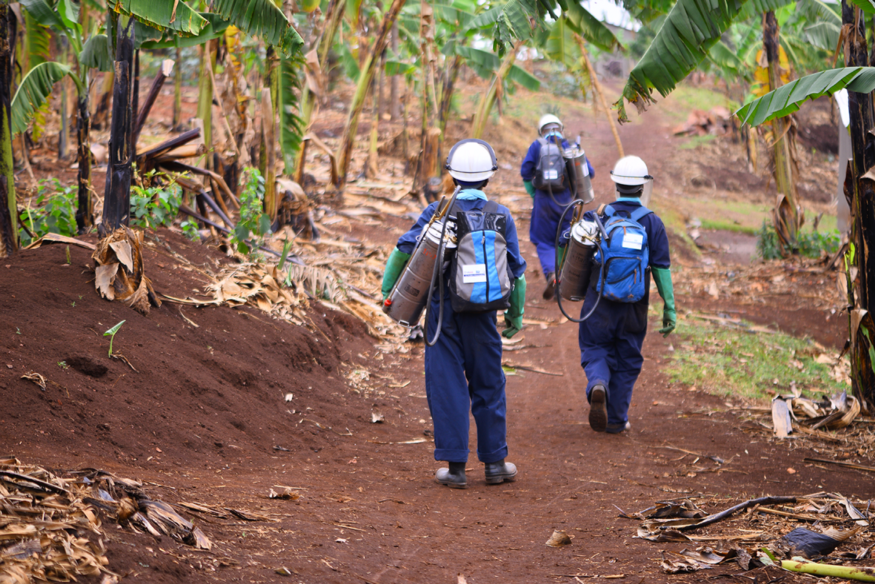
[456,46,500,79]
[139,13,231,50]
[210,0,303,56]
[507,64,540,90]
[20,0,66,32]
[803,22,841,51]
[618,0,793,121]
[113,0,208,36]
[542,17,580,71]
[279,55,304,169]
[558,0,622,52]
[735,67,875,126]
[795,0,841,23]
[469,0,539,54]
[708,39,747,78]
[385,59,416,76]
[11,62,72,135]
[847,0,875,14]
[79,34,112,72]
[24,11,51,69]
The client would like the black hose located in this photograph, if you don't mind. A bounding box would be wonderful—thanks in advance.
[554,203,606,323]
[425,186,461,347]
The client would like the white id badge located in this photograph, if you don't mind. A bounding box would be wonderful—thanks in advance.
[544,169,559,180]
[622,233,644,250]
[462,264,487,283]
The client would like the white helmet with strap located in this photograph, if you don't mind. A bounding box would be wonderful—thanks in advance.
[538,114,563,136]
[610,155,651,186]
[445,139,498,183]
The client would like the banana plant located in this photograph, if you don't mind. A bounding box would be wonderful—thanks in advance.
[14,0,114,233]
[0,3,15,257]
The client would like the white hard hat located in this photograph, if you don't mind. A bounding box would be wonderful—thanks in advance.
[445,139,497,183]
[538,114,563,135]
[610,155,652,186]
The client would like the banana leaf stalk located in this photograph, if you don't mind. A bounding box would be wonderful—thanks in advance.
[781,559,875,581]
[574,34,623,158]
[472,40,523,139]
[334,0,408,190]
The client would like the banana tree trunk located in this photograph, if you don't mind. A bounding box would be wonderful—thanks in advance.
[438,54,462,136]
[172,46,182,131]
[574,34,624,158]
[472,41,523,139]
[842,0,875,405]
[75,93,92,232]
[334,0,407,190]
[197,41,214,170]
[102,20,135,233]
[366,66,380,179]
[292,0,344,174]
[0,3,17,257]
[763,11,801,252]
[260,87,277,220]
[390,23,400,120]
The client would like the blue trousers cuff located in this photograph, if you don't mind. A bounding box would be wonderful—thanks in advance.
[477,445,508,464]
[434,448,469,463]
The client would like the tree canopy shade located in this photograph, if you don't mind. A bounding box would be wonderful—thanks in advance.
[617,0,794,121]
[735,67,875,126]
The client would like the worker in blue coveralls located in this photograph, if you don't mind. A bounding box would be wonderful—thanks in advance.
[580,156,676,434]
[521,114,594,300]
[381,139,527,488]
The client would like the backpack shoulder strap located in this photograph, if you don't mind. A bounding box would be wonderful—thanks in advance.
[536,137,547,147]
[482,200,499,214]
[630,206,653,223]
[603,204,616,217]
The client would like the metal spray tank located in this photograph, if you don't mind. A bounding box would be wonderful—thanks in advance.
[563,144,594,205]
[382,220,454,327]
[558,218,600,302]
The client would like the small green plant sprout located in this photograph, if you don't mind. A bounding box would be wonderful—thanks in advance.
[104,320,126,357]
[57,361,69,369]
[65,245,71,264]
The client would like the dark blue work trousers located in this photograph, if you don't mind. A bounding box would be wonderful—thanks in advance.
[530,190,573,277]
[579,286,648,426]
[424,299,508,464]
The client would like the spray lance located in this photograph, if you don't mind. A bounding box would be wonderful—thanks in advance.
[382,188,462,344]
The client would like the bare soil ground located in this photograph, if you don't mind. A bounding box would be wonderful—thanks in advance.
[2,80,868,583]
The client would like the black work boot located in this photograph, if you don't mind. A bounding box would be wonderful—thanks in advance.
[484,459,518,484]
[606,421,631,434]
[588,384,608,432]
[542,272,556,300]
[435,462,467,489]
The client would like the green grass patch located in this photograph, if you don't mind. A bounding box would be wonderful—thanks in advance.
[665,317,847,401]
[678,134,718,150]
[699,218,760,234]
[656,84,738,123]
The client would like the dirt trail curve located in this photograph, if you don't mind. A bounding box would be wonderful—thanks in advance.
[1,102,867,583]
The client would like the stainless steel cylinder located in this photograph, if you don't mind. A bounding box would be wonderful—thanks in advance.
[564,146,594,205]
[558,219,599,302]
[383,223,445,326]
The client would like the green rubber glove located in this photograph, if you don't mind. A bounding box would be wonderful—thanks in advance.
[502,276,526,339]
[523,180,535,198]
[382,248,411,301]
[652,267,676,337]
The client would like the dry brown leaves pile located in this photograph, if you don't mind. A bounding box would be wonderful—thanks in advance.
[93,227,161,316]
[626,493,874,574]
[0,457,210,583]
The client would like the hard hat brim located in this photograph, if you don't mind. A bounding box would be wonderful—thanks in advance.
[610,171,648,186]
[448,169,495,182]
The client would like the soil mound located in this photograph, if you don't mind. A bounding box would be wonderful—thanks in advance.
[0,230,374,469]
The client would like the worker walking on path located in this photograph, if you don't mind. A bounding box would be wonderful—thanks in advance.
[381,139,527,488]
[521,114,594,300]
[579,156,676,434]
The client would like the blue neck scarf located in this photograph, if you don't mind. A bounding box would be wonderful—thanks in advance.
[615,196,643,204]
[457,189,487,201]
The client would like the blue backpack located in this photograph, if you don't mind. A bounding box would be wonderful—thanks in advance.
[593,204,652,303]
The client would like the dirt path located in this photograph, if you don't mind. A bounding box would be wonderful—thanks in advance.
[2,97,868,584]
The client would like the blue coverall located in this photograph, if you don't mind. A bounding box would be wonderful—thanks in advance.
[520,136,595,277]
[396,192,527,463]
[579,199,671,427]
